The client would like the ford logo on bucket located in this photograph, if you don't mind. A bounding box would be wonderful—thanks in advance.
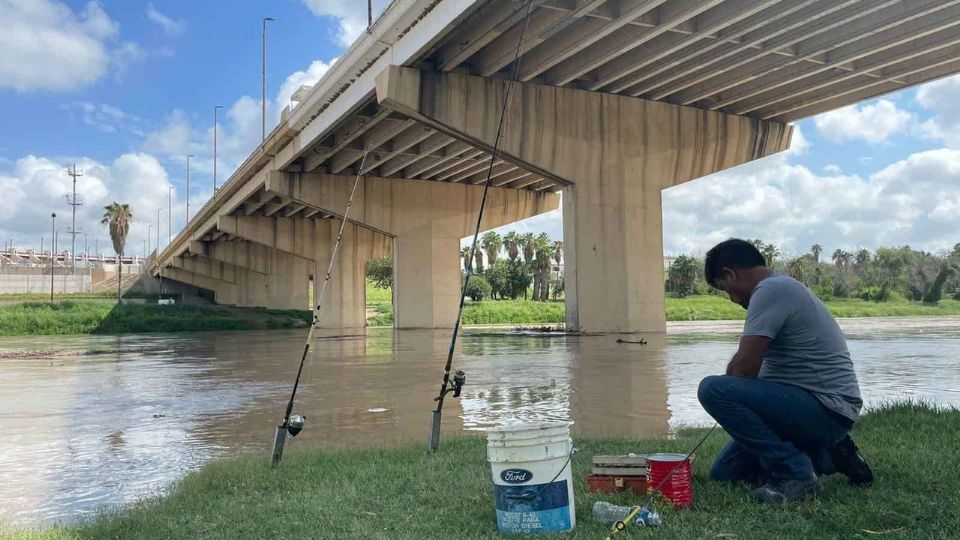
[501,469,533,484]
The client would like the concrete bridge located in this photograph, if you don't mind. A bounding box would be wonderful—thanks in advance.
[155,0,960,333]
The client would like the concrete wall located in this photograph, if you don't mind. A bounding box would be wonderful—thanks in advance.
[0,274,92,294]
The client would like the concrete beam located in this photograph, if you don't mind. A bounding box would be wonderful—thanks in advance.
[162,265,238,305]
[376,66,791,333]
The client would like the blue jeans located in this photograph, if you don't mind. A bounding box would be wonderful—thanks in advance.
[697,375,851,482]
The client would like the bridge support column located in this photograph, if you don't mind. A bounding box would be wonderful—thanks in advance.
[264,171,558,329]
[216,216,390,328]
[393,226,460,329]
[377,66,793,333]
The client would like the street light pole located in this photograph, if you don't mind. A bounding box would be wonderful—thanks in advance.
[186,155,194,222]
[148,224,153,256]
[214,105,223,192]
[168,186,173,244]
[50,213,56,302]
[262,17,275,142]
[157,209,162,257]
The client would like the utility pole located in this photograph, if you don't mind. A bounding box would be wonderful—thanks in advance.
[84,233,88,257]
[157,209,162,257]
[148,224,153,256]
[50,213,56,302]
[186,155,193,222]
[368,0,373,28]
[66,164,83,274]
[262,16,275,142]
[214,105,223,192]
[95,238,99,258]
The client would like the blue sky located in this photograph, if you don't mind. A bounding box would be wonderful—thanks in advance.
[2,0,959,259]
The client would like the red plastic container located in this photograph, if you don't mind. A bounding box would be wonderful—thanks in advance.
[646,453,694,508]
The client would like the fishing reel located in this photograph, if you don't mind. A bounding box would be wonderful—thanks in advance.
[434,370,466,401]
[285,414,306,437]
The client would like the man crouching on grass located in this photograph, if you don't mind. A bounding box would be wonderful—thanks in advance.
[697,239,873,504]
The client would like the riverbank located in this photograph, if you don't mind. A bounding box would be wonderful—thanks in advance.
[365,283,960,327]
[0,301,311,336]
[4,403,955,539]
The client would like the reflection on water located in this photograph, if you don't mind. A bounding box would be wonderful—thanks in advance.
[1,320,959,526]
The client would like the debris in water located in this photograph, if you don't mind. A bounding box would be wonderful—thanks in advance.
[616,338,647,345]
[367,408,388,413]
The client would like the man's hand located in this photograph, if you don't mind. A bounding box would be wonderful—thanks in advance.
[725,335,771,378]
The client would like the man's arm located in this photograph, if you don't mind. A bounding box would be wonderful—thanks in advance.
[725,335,771,378]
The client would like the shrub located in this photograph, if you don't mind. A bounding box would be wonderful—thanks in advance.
[464,275,492,301]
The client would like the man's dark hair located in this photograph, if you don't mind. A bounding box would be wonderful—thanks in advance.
[704,239,767,287]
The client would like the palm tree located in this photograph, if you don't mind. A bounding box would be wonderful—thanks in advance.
[855,249,871,274]
[810,244,823,265]
[761,243,780,268]
[474,248,485,275]
[832,248,845,269]
[481,231,502,267]
[503,231,520,262]
[533,234,552,301]
[553,240,563,265]
[521,233,535,265]
[460,247,471,272]
[101,203,132,304]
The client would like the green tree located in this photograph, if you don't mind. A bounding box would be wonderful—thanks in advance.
[503,231,521,262]
[364,256,393,289]
[521,232,535,265]
[460,247,471,272]
[922,261,956,305]
[787,256,814,285]
[464,275,492,301]
[481,231,502,267]
[532,233,553,301]
[667,255,700,297]
[810,244,823,264]
[854,249,871,274]
[761,243,780,268]
[101,202,132,304]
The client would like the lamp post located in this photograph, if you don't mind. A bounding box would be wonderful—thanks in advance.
[168,186,173,244]
[262,16,275,142]
[50,213,56,302]
[186,155,193,222]
[148,224,153,256]
[214,105,223,192]
[156,209,162,256]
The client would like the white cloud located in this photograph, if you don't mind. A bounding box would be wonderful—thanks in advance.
[299,0,392,47]
[0,0,141,92]
[662,147,960,256]
[63,102,141,134]
[275,59,335,118]
[146,3,183,36]
[0,153,183,256]
[813,99,913,144]
[916,74,960,147]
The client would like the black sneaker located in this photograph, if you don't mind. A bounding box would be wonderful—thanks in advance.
[750,474,821,504]
[829,434,874,487]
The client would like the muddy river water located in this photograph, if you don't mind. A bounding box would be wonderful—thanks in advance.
[1,318,959,526]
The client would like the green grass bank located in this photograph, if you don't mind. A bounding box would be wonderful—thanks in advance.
[4,403,956,539]
[364,281,960,327]
[0,301,311,336]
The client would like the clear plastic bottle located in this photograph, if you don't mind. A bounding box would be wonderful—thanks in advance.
[592,502,662,527]
[592,501,633,524]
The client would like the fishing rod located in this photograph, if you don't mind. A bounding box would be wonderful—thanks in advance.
[603,424,718,539]
[270,152,369,467]
[428,0,536,453]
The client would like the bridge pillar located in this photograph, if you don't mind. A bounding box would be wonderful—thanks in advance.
[377,66,792,333]
[216,216,390,329]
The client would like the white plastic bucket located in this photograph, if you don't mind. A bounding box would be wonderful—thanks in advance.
[486,422,575,535]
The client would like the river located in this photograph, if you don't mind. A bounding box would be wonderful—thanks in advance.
[1,318,959,526]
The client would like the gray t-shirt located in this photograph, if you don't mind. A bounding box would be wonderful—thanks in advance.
[743,274,862,423]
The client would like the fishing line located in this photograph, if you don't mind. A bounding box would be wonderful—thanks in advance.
[270,151,369,467]
[603,423,718,539]
[428,0,536,452]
